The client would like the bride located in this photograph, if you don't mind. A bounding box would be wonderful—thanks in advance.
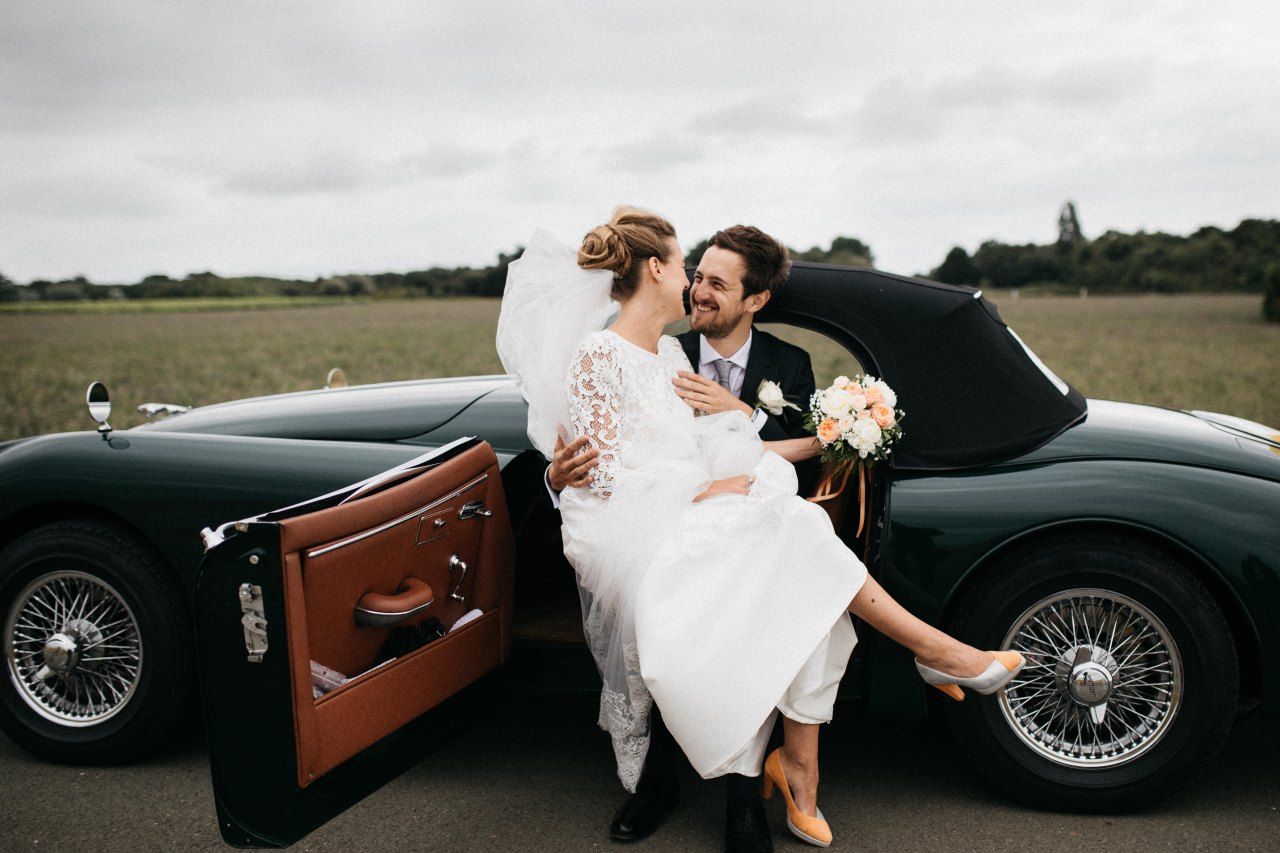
[497,207,1023,848]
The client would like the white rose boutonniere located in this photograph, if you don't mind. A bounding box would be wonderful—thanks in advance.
[755,379,801,417]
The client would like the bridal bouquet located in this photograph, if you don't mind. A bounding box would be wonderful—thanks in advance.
[805,375,904,526]
[806,374,904,467]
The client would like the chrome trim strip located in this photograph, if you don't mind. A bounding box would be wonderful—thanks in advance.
[305,473,488,558]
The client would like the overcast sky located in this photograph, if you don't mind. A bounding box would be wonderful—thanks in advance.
[3,1,1278,284]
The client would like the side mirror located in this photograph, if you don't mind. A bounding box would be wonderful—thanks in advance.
[86,381,112,438]
[325,367,348,389]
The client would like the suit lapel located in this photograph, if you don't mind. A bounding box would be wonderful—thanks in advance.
[741,331,778,408]
[681,328,780,407]
[677,330,699,371]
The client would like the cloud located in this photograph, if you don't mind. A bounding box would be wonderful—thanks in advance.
[602,136,708,173]
[690,95,841,139]
[215,146,503,196]
[1,2,1278,283]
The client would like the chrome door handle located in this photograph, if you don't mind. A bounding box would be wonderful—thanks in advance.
[448,554,469,602]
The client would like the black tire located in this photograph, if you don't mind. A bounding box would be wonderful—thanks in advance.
[942,532,1237,812]
[0,519,193,764]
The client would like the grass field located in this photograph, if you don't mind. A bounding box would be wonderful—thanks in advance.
[0,295,362,315]
[0,294,1276,442]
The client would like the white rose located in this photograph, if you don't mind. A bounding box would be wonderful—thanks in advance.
[833,375,851,388]
[822,387,853,418]
[853,417,883,448]
[756,380,800,416]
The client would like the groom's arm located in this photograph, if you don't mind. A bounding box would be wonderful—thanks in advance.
[543,434,598,508]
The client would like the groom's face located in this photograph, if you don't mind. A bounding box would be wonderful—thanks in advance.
[690,246,767,340]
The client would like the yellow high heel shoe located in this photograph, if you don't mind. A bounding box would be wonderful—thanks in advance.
[762,747,831,848]
[915,650,1025,701]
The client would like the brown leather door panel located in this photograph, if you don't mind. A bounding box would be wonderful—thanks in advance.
[273,442,514,787]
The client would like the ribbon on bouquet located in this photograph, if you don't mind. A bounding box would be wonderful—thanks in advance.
[806,460,873,536]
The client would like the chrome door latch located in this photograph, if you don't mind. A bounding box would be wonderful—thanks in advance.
[459,501,492,520]
[448,555,469,602]
[238,583,269,663]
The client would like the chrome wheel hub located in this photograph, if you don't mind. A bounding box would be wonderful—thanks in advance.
[43,632,81,674]
[5,570,143,726]
[1059,645,1119,725]
[999,588,1181,769]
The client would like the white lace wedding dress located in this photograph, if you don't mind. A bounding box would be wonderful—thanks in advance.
[559,329,867,791]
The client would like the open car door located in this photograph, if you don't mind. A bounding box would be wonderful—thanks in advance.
[194,437,514,847]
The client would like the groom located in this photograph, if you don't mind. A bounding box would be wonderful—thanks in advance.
[672,225,818,496]
[549,225,816,852]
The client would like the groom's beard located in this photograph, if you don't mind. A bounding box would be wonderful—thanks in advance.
[690,300,745,340]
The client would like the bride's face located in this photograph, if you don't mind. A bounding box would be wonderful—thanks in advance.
[654,237,688,321]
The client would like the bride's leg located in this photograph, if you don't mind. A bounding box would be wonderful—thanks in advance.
[847,575,990,677]
[779,717,820,817]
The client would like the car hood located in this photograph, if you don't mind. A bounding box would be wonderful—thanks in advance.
[137,376,514,442]
[1011,399,1280,481]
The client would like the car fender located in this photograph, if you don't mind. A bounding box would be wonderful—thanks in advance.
[880,458,1280,713]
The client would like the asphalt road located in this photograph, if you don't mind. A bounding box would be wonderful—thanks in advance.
[2,690,1277,852]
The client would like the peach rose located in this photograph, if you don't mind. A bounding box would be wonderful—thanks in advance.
[816,417,840,444]
[864,385,884,405]
[871,402,895,427]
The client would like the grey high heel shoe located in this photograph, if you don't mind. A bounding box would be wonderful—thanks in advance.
[915,651,1025,701]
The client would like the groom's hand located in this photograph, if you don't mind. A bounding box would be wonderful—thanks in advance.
[673,371,754,417]
[549,434,598,491]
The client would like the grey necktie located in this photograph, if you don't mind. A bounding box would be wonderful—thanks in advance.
[712,358,734,392]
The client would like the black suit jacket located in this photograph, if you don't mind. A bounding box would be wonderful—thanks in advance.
[676,328,819,493]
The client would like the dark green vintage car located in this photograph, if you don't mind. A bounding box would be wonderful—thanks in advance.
[2,264,1277,846]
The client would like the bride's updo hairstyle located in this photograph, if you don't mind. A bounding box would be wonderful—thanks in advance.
[578,207,677,300]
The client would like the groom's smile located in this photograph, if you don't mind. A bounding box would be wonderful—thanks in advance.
[691,245,754,341]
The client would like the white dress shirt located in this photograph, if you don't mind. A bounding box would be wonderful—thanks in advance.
[698,332,769,431]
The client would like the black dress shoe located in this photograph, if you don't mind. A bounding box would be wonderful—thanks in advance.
[608,761,679,841]
[724,773,773,853]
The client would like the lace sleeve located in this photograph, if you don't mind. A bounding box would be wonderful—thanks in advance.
[568,337,623,499]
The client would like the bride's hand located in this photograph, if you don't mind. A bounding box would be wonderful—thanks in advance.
[693,475,755,502]
[674,371,754,417]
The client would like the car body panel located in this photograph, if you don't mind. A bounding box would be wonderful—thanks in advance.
[0,430,429,600]
[1015,399,1280,480]
[141,375,505,442]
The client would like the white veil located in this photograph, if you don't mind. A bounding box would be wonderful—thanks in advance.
[496,229,618,458]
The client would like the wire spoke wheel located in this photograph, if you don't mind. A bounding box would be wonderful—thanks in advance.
[999,588,1181,769]
[5,570,143,726]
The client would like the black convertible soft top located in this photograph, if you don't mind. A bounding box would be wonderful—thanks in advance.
[757,262,1087,472]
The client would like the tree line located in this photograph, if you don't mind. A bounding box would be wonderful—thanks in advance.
[932,204,1280,297]
[0,250,522,302]
[3,206,1278,321]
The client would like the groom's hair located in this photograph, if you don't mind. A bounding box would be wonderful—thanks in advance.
[708,225,791,298]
